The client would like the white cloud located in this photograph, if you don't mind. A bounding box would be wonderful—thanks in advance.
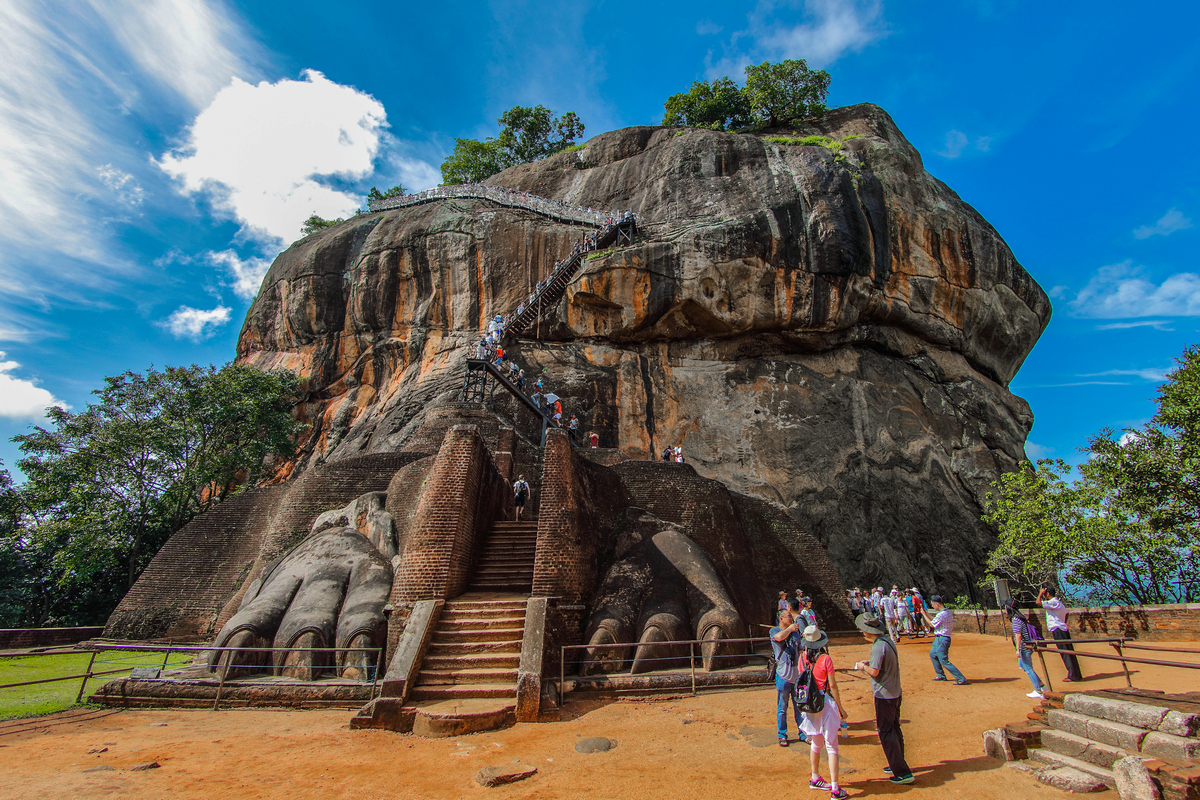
[937,129,992,159]
[159,70,388,245]
[706,0,884,79]
[1071,261,1200,318]
[389,157,442,195]
[696,20,723,35]
[207,250,273,300]
[1095,320,1174,331]
[0,0,257,313]
[1133,208,1192,239]
[1079,368,1171,382]
[1047,285,1070,299]
[164,305,231,340]
[0,352,69,420]
[1024,442,1053,459]
[97,164,145,207]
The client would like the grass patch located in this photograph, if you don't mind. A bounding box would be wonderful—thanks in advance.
[0,649,194,720]
[763,134,853,152]
[560,143,586,153]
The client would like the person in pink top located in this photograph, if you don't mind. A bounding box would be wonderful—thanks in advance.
[798,625,850,799]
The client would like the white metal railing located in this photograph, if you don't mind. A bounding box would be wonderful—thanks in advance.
[367,182,630,228]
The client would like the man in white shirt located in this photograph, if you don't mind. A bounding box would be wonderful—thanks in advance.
[1038,588,1083,682]
[881,593,899,640]
[920,595,968,684]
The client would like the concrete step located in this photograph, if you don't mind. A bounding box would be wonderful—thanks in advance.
[470,582,534,591]
[402,699,517,737]
[474,566,534,576]
[444,598,528,610]
[425,640,523,656]
[1029,748,1116,788]
[431,627,525,643]
[416,668,518,685]
[422,654,520,670]
[474,555,536,565]
[1040,729,1131,769]
[409,683,518,701]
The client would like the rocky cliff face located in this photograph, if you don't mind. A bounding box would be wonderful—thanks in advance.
[238,103,1050,596]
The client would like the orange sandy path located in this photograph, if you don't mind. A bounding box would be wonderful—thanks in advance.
[1,633,1196,800]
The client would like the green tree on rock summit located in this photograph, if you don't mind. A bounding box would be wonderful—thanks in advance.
[441,105,585,185]
[662,59,831,131]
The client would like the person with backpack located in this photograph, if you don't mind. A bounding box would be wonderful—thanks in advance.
[797,625,849,799]
[853,613,915,785]
[1004,598,1046,699]
[770,607,807,747]
[512,476,530,521]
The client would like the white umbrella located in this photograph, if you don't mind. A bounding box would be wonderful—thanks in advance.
[543,393,560,405]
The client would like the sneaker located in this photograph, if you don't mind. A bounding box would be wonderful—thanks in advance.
[1027,690,1044,699]
[889,774,916,785]
[883,767,892,774]
[931,676,947,682]
[809,778,832,790]
[830,789,849,799]
[955,680,970,685]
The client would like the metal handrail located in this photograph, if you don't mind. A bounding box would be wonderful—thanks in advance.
[560,636,775,705]
[1030,636,1200,692]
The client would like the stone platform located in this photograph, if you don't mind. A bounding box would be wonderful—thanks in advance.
[91,666,375,710]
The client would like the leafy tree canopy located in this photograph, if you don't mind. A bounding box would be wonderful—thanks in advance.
[2,363,305,627]
[661,59,831,131]
[983,344,1200,605]
[440,105,585,185]
[301,214,344,235]
[367,184,407,203]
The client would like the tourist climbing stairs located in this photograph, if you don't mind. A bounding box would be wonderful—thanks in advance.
[469,520,539,592]
[408,596,528,705]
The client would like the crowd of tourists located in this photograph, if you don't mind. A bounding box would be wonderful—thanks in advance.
[769,583,1088,794]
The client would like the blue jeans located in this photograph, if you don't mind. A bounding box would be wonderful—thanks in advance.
[929,636,966,682]
[776,678,805,740]
[1017,649,1044,691]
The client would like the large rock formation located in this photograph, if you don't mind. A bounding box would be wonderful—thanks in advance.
[238,103,1050,596]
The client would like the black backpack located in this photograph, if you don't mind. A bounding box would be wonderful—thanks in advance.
[795,650,826,713]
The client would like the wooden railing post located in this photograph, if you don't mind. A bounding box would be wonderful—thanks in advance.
[74,650,98,704]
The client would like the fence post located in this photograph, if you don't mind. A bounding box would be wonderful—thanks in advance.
[74,650,98,704]
[212,653,228,711]
[1036,647,1054,694]
[370,649,381,699]
[1113,640,1133,688]
[690,642,697,697]
[560,647,566,709]
[160,643,172,674]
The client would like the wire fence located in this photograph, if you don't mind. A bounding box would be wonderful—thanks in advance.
[366,182,631,228]
[0,642,384,717]
[560,636,776,703]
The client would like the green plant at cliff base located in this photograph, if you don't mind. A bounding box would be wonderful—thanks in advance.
[943,595,982,611]
[301,213,343,235]
[3,363,306,627]
[983,344,1200,605]
[441,105,585,185]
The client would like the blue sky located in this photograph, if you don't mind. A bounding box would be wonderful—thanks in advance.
[2,0,1199,476]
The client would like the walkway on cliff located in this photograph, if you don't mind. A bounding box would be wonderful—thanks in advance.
[367,182,629,228]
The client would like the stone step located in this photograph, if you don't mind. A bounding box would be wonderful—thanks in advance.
[470,581,534,591]
[474,555,536,566]
[444,599,527,610]
[409,683,518,701]
[425,640,524,656]
[431,627,526,643]
[1040,728,1131,769]
[440,606,527,620]
[1029,748,1116,788]
[416,668,518,685]
[402,699,517,737]
[474,567,534,577]
[422,654,520,670]
[475,543,537,553]
[1046,709,1150,751]
[439,616,527,630]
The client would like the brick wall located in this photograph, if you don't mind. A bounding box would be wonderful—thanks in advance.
[390,425,510,604]
[954,604,1200,642]
[531,429,629,603]
[0,627,104,650]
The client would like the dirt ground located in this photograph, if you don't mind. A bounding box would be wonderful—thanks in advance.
[2,633,1196,800]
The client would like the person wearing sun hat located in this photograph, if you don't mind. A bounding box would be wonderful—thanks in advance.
[853,613,915,785]
[799,625,850,799]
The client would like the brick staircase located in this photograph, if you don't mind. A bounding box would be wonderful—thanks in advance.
[469,520,539,592]
[402,595,529,735]
[1003,689,1200,795]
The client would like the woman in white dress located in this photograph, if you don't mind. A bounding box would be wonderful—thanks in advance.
[798,625,850,799]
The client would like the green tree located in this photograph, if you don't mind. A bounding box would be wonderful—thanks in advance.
[743,59,831,128]
[367,184,407,204]
[4,363,305,626]
[662,77,751,130]
[301,214,344,235]
[983,345,1200,604]
[440,105,586,185]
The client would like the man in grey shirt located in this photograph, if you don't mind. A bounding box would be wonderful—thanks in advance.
[854,613,914,785]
